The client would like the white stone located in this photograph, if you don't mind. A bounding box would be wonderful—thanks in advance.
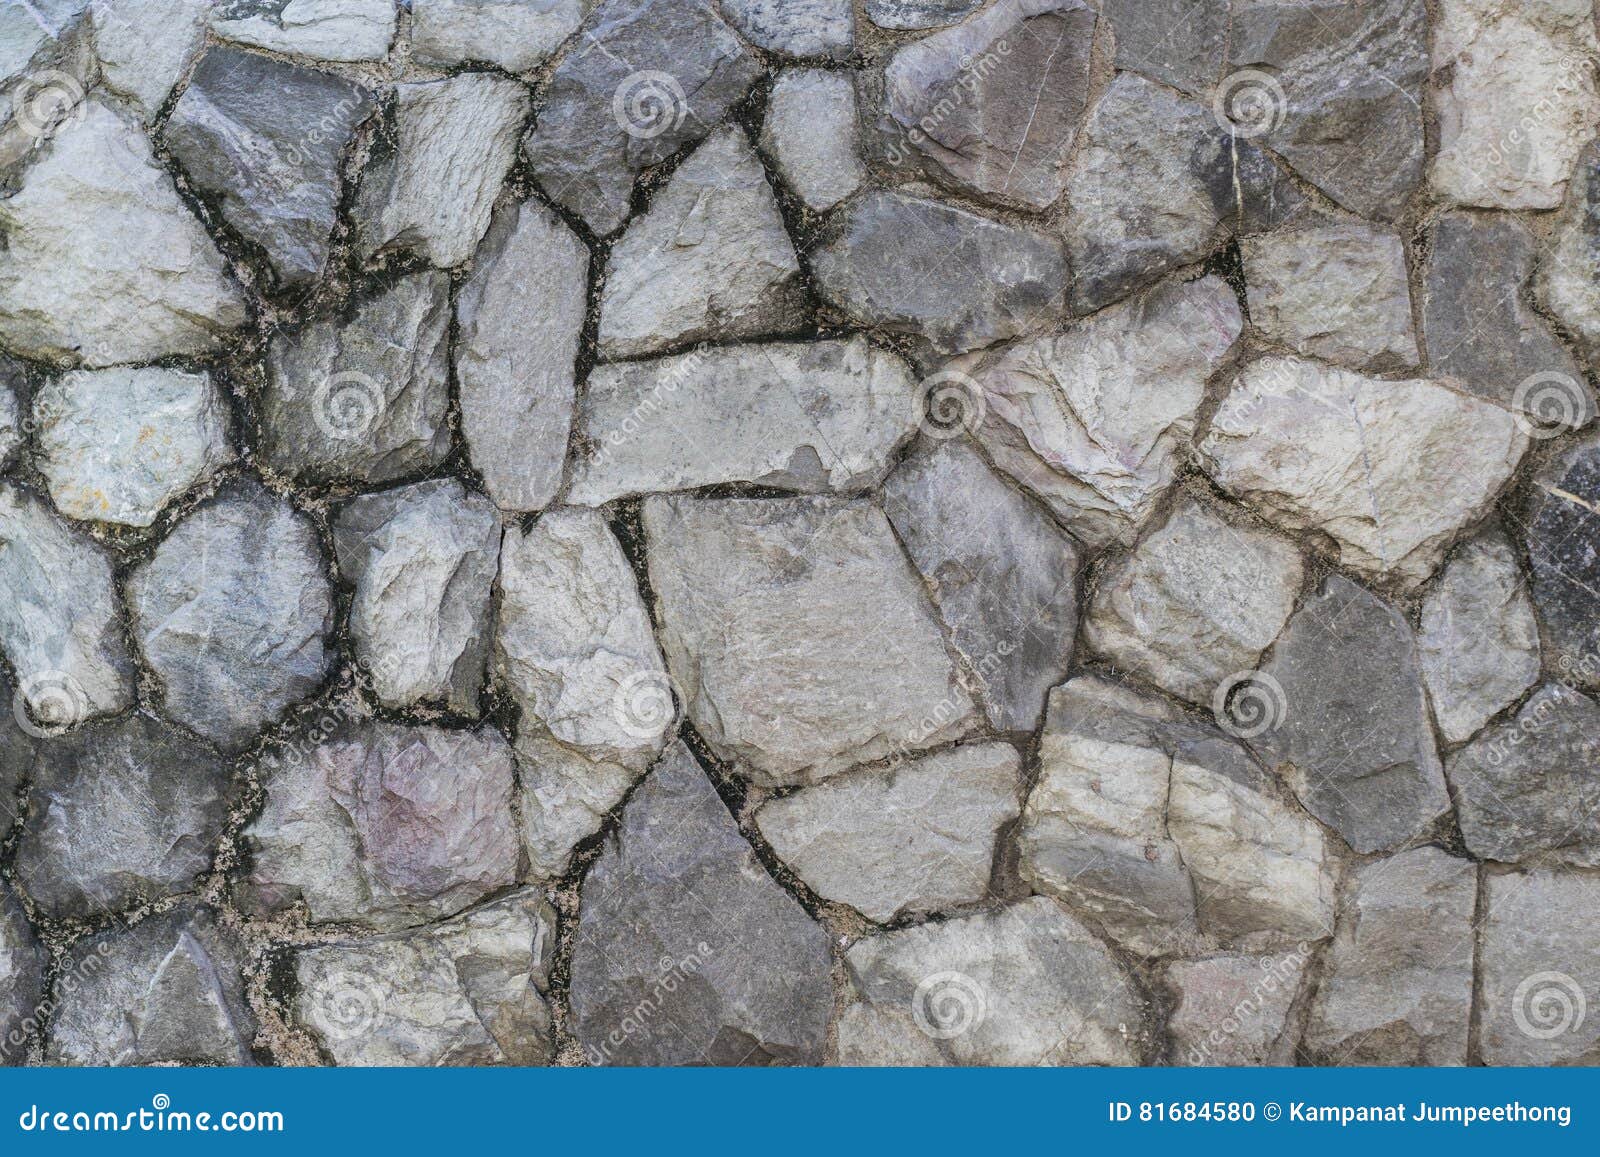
[211,0,398,62]
[90,0,209,118]
[410,0,582,71]
[759,68,863,211]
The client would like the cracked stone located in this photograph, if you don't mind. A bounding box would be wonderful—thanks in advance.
[210,0,397,62]
[1100,0,1227,94]
[1164,950,1307,1066]
[410,0,583,71]
[90,0,210,118]
[1526,433,1600,690]
[1541,138,1600,364]
[0,887,43,1065]
[720,0,851,56]
[759,68,864,212]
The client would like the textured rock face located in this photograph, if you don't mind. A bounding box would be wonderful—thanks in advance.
[128,482,335,750]
[759,68,863,212]
[865,0,978,30]
[19,714,230,920]
[1201,356,1528,585]
[1541,139,1600,362]
[165,48,373,288]
[261,271,452,486]
[47,905,256,1066]
[843,897,1147,1065]
[1100,0,1226,93]
[293,889,556,1065]
[0,667,32,827]
[570,742,834,1065]
[410,0,582,71]
[210,0,397,61]
[1083,500,1303,705]
[882,438,1078,733]
[812,191,1067,355]
[1526,435,1600,689]
[0,887,44,1064]
[34,367,231,528]
[883,0,1095,210]
[524,0,761,235]
[0,100,247,366]
[756,742,1021,923]
[570,338,918,506]
[598,126,805,359]
[333,480,500,714]
[1431,0,1600,210]
[970,274,1243,548]
[242,721,519,930]
[644,494,978,786]
[1165,950,1307,1066]
[1480,869,1600,1065]
[0,371,20,469]
[456,199,588,513]
[721,0,851,56]
[91,0,210,117]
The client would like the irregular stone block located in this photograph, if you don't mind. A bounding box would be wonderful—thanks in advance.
[865,0,978,30]
[0,887,44,1065]
[410,0,582,71]
[1526,434,1600,689]
[90,0,209,117]
[720,0,851,57]
[759,68,863,212]
[1541,138,1600,364]
[1165,949,1308,1066]
[210,0,397,62]
[1100,0,1226,93]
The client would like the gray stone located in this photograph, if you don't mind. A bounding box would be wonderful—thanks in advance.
[759,68,863,212]
[1164,950,1307,1066]
[883,0,1095,211]
[755,742,1021,923]
[1447,683,1600,867]
[1241,221,1419,373]
[0,0,90,87]
[456,199,588,514]
[970,273,1243,548]
[720,0,851,56]
[812,190,1067,356]
[1305,847,1476,1066]
[261,271,452,487]
[1250,575,1449,855]
[881,438,1079,733]
[1200,356,1529,585]
[644,494,979,787]
[355,74,528,269]
[293,889,556,1065]
[1226,0,1427,222]
[128,482,335,751]
[0,887,43,1065]
[569,338,919,506]
[865,0,978,30]
[1525,434,1600,690]
[0,483,135,732]
[411,0,583,71]
[1541,138,1600,364]
[34,366,232,528]
[164,48,374,288]
[333,480,500,715]
[570,741,834,1065]
[17,713,230,920]
[1419,530,1541,744]
[90,0,210,117]
[523,0,761,235]
[1479,868,1600,1065]
[1101,0,1226,94]
[597,126,805,359]
[242,721,519,930]
[0,100,247,367]
[46,904,256,1066]
[835,1002,947,1065]
[844,897,1147,1065]
[1083,499,1303,705]
[1064,72,1302,313]
[0,666,32,830]
[1422,212,1593,423]
[0,367,20,469]
[210,0,397,62]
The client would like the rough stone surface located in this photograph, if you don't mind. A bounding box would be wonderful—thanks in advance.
[759,68,863,212]
[0,369,20,469]
[570,742,834,1065]
[1200,356,1528,585]
[0,887,43,1064]
[720,0,851,57]
[0,666,32,828]
[570,338,918,506]
[644,494,979,787]
[756,742,1021,923]
[210,0,397,62]
[333,480,500,715]
[865,0,978,30]
[1526,434,1600,689]
[1541,138,1600,363]
[1164,950,1307,1066]
[1100,0,1226,94]
[1480,869,1600,1065]
[128,482,335,750]
[91,0,210,117]
[410,0,582,71]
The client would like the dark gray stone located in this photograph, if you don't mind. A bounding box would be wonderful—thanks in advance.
[0,666,31,837]
[1101,0,1227,93]
[1526,433,1600,690]
[0,887,43,1065]
[864,0,978,30]
[719,0,851,57]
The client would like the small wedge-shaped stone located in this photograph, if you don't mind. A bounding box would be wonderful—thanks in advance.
[333,480,500,715]
[261,271,452,486]
[1541,138,1600,364]
[242,721,519,930]
[971,274,1243,548]
[756,742,1021,923]
[128,482,335,750]
[1251,575,1449,854]
[570,338,919,506]
[210,0,397,62]
[598,126,805,359]
[18,713,230,920]
[456,199,588,513]
[411,0,582,71]
[1201,356,1528,585]
[293,889,556,1065]
[91,0,210,118]
[883,0,1095,210]
[0,887,43,1065]
[882,438,1079,733]
[844,897,1147,1065]
[759,68,863,212]
[1305,847,1476,1066]
[1100,0,1226,94]
[644,494,979,787]
[1526,434,1600,689]
[721,0,851,56]
[164,48,374,287]
[570,742,834,1065]
[355,74,528,269]
[47,904,256,1066]
[1165,949,1307,1066]
[812,190,1067,355]
[34,366,232,528]
[0,484,135,731]
[0,100,247,366]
